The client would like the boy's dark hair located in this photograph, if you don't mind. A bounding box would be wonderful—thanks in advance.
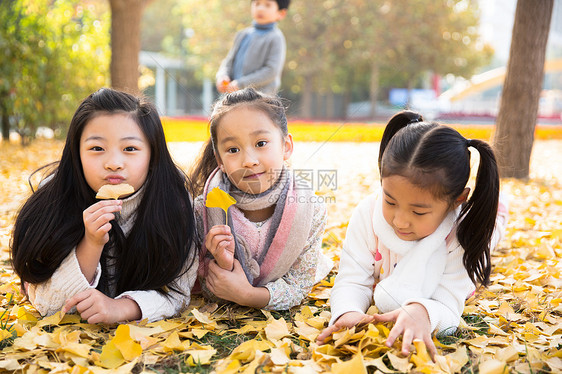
[379,110,499,287]
[276,0,290,10]
[190,87,288,195]
[252,0,290,10]
[11,88,197,296]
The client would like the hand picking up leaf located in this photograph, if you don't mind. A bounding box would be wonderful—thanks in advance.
[96,184,135,200]
[205,187,236,225]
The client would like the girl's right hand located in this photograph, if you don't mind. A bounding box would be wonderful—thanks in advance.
[82,200,122,248]
[205,225,235,271]
[76,200,122,283]
[316,311,375,345]
[63,288,141,324]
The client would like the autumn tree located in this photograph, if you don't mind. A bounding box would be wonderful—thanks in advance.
[493,0,554,179]
[281,0,357,117]
[108,0,155,93]
[0,0,109,144]
[178,0,248,80]
[177,0,492,119]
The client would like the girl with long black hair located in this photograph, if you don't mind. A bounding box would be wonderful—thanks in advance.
[11,88,197,323]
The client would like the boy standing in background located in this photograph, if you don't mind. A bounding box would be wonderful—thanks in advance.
[216,0,290,95]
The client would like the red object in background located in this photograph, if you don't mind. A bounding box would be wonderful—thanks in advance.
[432,73,440,97]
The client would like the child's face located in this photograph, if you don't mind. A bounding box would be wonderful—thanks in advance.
[80,113,151,197]
[214,106,293,195]
[381,175,453,241]
[251,0,287,25]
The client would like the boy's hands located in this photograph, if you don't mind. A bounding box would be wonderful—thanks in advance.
[205,225,235,271]
[371,303,436,359]
[316,311,375,344]
[216,76,238,93]
[216,76,231,93]
[63,289,141,324]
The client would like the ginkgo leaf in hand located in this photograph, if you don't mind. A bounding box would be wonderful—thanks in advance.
[205,187,236,225]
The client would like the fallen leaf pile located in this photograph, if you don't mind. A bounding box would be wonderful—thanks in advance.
[0,139,560,373]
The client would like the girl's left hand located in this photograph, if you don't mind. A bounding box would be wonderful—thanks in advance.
[206,259,269,308]
[62,289,141,324]
[371,303,437,360]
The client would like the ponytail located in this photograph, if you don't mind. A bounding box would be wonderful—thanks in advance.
[379,111,500,287]
[378,111,423,172]
[457,139,499,286]
[190,139,218,196]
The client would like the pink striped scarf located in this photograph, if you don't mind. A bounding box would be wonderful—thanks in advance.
[201,167,314,286]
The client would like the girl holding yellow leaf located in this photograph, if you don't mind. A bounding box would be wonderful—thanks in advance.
[11,88,198,323]
[317,111,509,358]
[191,87,332,310]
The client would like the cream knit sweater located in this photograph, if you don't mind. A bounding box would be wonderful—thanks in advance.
[27,190,198,322]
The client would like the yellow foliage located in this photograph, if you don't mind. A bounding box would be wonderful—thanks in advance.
[0,139,561,372]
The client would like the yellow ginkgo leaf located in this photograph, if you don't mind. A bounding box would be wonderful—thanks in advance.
[332,354,367,374]
[412,339,432,363]
[112,324,142,361]
[264,317,290,342]
[99,340,125,369]
[205,187,236,225]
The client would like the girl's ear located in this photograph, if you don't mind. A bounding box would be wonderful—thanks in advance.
[283,133,294,161]
[454,187,470,208]
[214,151,224,172]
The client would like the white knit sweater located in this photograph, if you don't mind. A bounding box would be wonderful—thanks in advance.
[330,192,507,334]
[27,190,198,322]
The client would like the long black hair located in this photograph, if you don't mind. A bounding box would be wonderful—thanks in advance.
[190,87,288,195]
[11,88,197,296]
[378,110,499,286]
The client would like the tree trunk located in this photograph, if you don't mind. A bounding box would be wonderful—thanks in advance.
[0,94,9,140]
[109,0,154,93]
[492,0,553,179]
[369,62,379,119]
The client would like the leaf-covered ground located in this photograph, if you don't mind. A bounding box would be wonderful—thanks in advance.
[0,139,560,373]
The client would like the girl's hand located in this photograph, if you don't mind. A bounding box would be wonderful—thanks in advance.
[206,259,269,308]
[316,312,375,345]
[62,289,141,324]
[82,200,122,248]
[205,225,235,271]
[371,303,437,360]
[77,200,122,282]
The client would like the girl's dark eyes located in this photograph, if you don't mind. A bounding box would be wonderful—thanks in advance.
[227,147,239,154]
[384,200,395,206]
[256,140,267,147]
[124,146,137,152]
[90,146,104,151]
[413,212,428,216]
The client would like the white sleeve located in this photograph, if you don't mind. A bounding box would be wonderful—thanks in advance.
[27,248,101,316]
[404,240,475,335]
[116,254,199,322]
[329,195,377,325]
